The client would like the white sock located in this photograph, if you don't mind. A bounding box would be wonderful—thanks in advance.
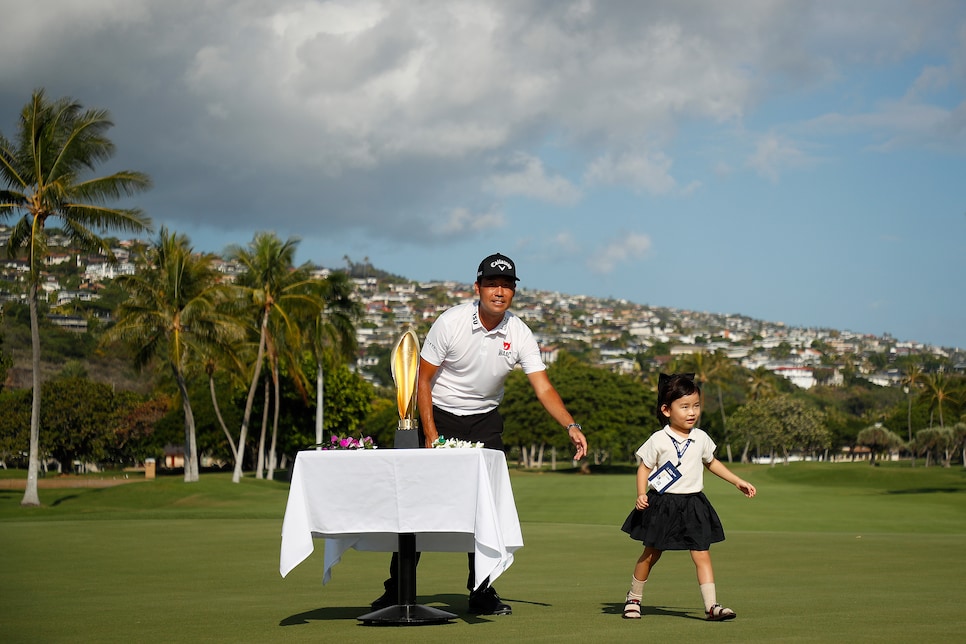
[699,583,716,612]
[627,576,646,601]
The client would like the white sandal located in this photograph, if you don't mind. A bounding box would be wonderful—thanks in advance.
[706,603,736,621]
[623,598,642,619]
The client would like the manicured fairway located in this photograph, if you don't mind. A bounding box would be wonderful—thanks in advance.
[1,462,964,643]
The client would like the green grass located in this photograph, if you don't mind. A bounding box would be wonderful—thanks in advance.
[2,462,965,643]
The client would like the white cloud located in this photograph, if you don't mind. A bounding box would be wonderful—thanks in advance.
[805,96,964,152]
[485,153,581,205]
[1,0,963,246]
[586,232,652,274]
[438,206,506,237]
[747,133,812,182]
[584,151,678,195]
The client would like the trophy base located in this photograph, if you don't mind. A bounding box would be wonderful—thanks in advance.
[394,429,420,449]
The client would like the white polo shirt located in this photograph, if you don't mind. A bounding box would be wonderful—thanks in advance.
[421,301,547,415]
[636,426,717,494]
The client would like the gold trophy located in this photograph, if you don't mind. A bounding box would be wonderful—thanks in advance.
[391,327,420,448]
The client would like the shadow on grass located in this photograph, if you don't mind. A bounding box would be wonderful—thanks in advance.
[886,487,963,495]
[514,464,638,476]
[51,485,110,506]
[601,602,703,621]
[280,592,552,626]
[51,494,82,505]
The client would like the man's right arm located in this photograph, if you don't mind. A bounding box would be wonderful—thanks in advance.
[417,357,440,448]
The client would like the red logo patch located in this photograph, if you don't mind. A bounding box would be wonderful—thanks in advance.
[503,341,511,351]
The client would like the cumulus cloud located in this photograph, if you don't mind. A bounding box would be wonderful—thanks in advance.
[438,206,506,237]
[747,133,813,182]
[485,152,581,205]
[586,232,653,274]
[584,151,678,195]
[0,0,962,250]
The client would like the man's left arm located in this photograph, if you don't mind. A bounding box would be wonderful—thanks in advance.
[526,370,588,459]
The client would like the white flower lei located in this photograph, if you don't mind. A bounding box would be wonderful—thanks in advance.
[432,436,484,449]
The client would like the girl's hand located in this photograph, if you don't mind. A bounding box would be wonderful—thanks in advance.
[635,494,649,510]
[737,480,757,498]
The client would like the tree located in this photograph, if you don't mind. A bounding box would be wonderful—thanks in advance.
[729,394,830,465]
[110,393,170,466]
[900,361,925,442]
[0,315,11,390]
[951,422,966,469]
[912,427,956,467]
[0,89,152,505]
[103,228,237,482]
[673,349,734,460]
[0,388,31,468]
[40,377,117,471]
[227,232,321,483]
[741,366,781,462]
[921,372,959,428]
[307,270,361,448]
[747,366,779,403]
[856,423,904,466]
[502,354,651,467]
[195,342,246,464]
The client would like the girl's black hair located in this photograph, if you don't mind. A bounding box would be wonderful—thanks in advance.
[656,373,699,426]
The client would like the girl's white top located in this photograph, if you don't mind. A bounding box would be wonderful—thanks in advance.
[636,426,717,494]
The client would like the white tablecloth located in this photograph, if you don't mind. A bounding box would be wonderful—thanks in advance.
[279,448,524,590]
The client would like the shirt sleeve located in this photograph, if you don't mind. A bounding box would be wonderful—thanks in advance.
[420,316,448,367]
[636,433,661,469]
[513,320,547,374]
[700,431,717,464]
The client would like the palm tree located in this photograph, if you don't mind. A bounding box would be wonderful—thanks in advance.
[747,366,779,402]
[0,89,151,505]
[705,350,734,455]
[739,366,780,462]
[104,228,238,482]
[922,371,957,428]
[196,339,247,464]
[674,349,734,459]
[900,362,924,442]
[227,232,321,483]
[263,313,308,480]
[308,270,361,447]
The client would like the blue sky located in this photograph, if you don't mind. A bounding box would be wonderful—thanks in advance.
[2,1,964,348]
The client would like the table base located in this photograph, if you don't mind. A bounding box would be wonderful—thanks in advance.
[357,532,457,626]
[357,603,457,625]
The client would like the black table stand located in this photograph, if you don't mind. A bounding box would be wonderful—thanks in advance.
[357,428,456,625]
[357,533,457,625]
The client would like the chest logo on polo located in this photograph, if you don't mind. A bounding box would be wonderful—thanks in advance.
[499,341,512,358]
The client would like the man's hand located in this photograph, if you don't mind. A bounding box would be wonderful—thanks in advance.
[568,425,588,460]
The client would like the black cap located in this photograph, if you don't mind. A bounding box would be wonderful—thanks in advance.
[477,253,519,282]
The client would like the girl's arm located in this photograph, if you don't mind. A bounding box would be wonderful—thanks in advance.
[705,459,757,498]
[635,463,652,509]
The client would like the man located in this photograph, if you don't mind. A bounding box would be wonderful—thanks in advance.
[372,252,589,616]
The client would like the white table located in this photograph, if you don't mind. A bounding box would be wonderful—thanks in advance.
[279,448,524,593]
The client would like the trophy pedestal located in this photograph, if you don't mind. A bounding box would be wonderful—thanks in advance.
[394,428,420,449]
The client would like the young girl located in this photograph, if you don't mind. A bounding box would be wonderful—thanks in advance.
[620,373,756,621]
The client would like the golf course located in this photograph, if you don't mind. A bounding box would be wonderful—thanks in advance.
[2,460,964,643]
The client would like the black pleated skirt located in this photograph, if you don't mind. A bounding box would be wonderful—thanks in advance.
[621,490,725,551]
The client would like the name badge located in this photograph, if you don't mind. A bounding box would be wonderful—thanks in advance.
[648,462,682,494]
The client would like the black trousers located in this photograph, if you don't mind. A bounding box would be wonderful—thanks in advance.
[383,406,505,594]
